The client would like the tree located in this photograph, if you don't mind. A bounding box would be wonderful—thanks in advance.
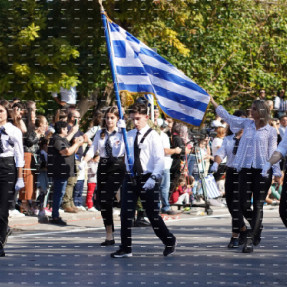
[1,0,287,119]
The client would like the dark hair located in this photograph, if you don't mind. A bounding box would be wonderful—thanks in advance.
[280,114,287,120]
[226,110,247,136]
[12,102,24,110]
[128,103,148,115]
[277,89,285,97]
[54,121,68,134]
[100,106,119,138]
[67,111,73,122]
[171,122,184,135]
[92,109,103,127]
[233,110,247,118]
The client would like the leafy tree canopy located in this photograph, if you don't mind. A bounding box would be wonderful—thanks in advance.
[1,0,287,117]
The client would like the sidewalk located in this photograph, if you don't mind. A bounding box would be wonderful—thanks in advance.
[8,205,223,234]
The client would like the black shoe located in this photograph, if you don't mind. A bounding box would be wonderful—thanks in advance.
[111,249,132,258]
[239,230,248,245]
[49,217,67,226]
[253,227,263,246]
[0,242,5,257]
[242,237,253,253]
[227,237,239,248]
[134,218,151,227]
[163,240,177,256]
[101,239,115,246]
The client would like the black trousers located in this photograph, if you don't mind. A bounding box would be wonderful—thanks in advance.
[120,174,176,253]
[0,157,16,244]
[238,168,272,239]
[97,158,125,232]
[279,169,287,227]
[225,167,244,234]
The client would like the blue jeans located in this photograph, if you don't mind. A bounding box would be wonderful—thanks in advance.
[73,180,84,207]
[187,154,196,176]
[52,178,68,218]
[159,169,171,212]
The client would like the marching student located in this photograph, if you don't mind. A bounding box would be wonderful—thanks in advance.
[80,107,126,246]
[262,126,287,228]
[111,103,176,258]
[0,100,25,257]
[210,110,247,248]
[210,96,281,253]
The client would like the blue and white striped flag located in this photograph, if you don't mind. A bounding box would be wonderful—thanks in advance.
[107,19,210,127]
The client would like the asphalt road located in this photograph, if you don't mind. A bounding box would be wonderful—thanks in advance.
[0,206,286,287]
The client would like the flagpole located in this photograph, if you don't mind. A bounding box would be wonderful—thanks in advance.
[100,6,135,178]
[150,95,154,123]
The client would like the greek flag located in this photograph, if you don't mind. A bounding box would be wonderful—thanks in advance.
[107,19,210,126]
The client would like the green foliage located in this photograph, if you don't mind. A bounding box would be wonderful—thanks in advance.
[1,0,287,118]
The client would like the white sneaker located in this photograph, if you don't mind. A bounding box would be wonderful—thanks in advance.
[59,208,65,214]
[87,207,98,212]
[44,208,52,216]
[113,209,120,216]
[9,209,25,218]
[33,209,39,216]
[77,206,87,211]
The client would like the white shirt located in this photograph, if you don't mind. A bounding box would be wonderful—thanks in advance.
[126,125,164,178]
[87,161,98,183]
[85,125,101,140]
[274,96,287,112]
[212,137,226,163]
[86,128,125,158]
[160,131,173,170]
[0,122,24,167]
[216,105,281,176]
[215,134,238,168]
[52,87,77,105]
[279,126,286,139]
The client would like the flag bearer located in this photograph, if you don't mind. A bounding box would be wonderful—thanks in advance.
[111,103,176,258]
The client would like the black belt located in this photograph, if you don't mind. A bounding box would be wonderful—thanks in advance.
[0,156,15,163]
[134,172,151,181]
[100,156,124,164]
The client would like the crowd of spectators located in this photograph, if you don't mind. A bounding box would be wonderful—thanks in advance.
[5,88,287,225]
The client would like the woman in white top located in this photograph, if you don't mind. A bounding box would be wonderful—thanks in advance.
[211,110,247,249]
[80,107,125,246]
[210,96,281,253]
[0,100,25,257]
